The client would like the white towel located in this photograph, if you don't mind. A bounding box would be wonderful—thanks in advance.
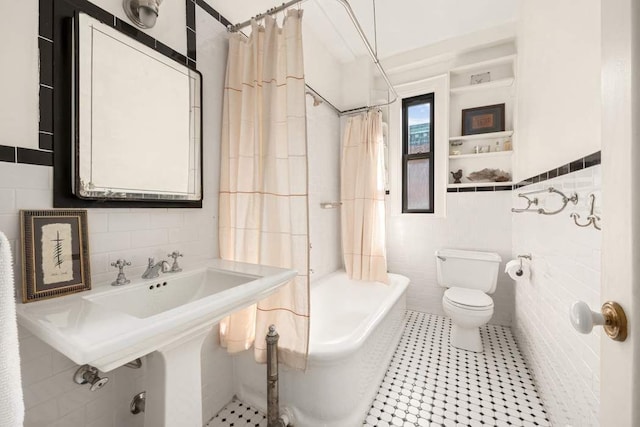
[0,232,24,426]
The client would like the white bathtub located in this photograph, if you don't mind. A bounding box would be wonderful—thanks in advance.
[233,270,409,426]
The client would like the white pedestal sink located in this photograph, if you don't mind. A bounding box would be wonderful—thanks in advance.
[17,259,296,427]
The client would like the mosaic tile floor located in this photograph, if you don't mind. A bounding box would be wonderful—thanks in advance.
[207,311,550,427]
[206,398,267,427]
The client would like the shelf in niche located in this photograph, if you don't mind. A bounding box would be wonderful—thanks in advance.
[447,181,513,189]
[449,54,516,75]
[450,78,515,94]
[449,131,514,142]
[449,151,513,160]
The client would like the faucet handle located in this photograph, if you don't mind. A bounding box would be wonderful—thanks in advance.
[147,257,155,267]
[167,251,183,272]
[110,259,131,286]
[111,259,132,270]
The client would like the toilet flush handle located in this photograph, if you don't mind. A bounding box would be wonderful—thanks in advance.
[570,301,627,342]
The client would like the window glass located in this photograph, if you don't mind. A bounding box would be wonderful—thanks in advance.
[402,93,434,213]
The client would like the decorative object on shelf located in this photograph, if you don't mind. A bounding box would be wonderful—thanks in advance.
[20,210,91,302]
[449,140,463,147]
[450,150,461,156]
[503,139,512,151]
[570,193,601,230]
[450,169,463,184]
[473,145,492,154]
[470,72,491,85]
[511,187,579,215]
[462,103,505,136]
[494,141,502,152]
[467,168,511,182]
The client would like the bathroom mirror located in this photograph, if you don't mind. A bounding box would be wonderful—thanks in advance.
[72,13,202,203]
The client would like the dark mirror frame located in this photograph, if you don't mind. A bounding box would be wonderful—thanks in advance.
[52,0,203,208]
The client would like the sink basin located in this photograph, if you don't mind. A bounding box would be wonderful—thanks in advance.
[87,268,256,319]
[16,259,296,371]
[17,259,296,427]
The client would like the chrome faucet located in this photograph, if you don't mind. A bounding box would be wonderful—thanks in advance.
[142,258,170,279]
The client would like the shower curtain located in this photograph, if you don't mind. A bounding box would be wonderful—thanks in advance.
[341,110,389,283]
[218,10,309,370]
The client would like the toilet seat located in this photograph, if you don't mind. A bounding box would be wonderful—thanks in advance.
[443,287,493,311]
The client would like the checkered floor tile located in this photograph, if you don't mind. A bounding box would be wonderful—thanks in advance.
[206,398,266,427]
[364,311,549,427]
[207,310,549,427]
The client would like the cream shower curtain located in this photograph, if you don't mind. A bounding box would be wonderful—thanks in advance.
[218,10,309,370]
[341,110,389,283]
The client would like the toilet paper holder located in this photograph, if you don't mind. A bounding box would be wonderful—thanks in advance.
[516,254,531,276]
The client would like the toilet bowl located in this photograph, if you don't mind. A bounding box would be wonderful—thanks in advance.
[435,249,501,353]
[442,287,494,352]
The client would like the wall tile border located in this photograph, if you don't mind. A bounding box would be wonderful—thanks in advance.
[446,151,600,193]
[447,184,513,193]
[0,0,237,166]
[513,151,601,189]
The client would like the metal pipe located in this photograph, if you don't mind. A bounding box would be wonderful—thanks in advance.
[228,0,303,32]
[306,84,340,114]
[266,325,286,427]
[333,0,398,110]
[228,0,398,116]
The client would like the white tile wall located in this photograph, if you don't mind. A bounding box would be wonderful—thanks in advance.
[386,191,514,326]
[0,5,235,426]
[512,165,602,426]
[306,97,342,281]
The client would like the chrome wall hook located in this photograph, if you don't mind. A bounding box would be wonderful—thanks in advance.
[512,187,578,215]
[570,194,601,230]
[511,194,539,213]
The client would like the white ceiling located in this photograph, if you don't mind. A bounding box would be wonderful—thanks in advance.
[206,0,520,62]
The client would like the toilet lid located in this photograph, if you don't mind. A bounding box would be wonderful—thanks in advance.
[444,287,493,308]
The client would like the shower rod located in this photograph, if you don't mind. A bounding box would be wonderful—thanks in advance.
[228,0,399,116]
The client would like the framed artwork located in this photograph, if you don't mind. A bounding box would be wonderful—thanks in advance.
[21,210,91,303]
[462,103,505,135]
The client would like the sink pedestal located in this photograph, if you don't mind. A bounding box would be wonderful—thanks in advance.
[144,324,212,427]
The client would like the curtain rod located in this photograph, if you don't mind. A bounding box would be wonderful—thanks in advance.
[228,0,398,116]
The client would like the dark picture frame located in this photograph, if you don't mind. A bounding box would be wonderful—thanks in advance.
[462,103,505,135]
[21,210,91,303]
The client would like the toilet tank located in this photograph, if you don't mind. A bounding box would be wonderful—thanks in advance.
[435,249,502,293]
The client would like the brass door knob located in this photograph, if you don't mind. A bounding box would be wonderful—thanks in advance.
[570,301,627,342]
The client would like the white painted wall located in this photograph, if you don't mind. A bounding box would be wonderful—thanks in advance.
[302,23,344,110]
[512,166,602,426]
[0,1,39,149]
[0,2,234,426]
[515,0,601,181]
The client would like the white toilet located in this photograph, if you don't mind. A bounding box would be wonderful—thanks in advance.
[435,248,501,352]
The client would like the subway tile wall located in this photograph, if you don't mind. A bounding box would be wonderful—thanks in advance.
[512,165,601,426]
[0,144,232,427]
[0,3,236,425]
[306,96,342,282]
[386,191,514,326]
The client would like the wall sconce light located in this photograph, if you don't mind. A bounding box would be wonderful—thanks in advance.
[123,0,163,29]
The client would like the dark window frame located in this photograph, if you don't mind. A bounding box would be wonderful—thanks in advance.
[402,93,435,213]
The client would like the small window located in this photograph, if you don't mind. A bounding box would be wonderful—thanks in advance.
[402,93,435,213]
